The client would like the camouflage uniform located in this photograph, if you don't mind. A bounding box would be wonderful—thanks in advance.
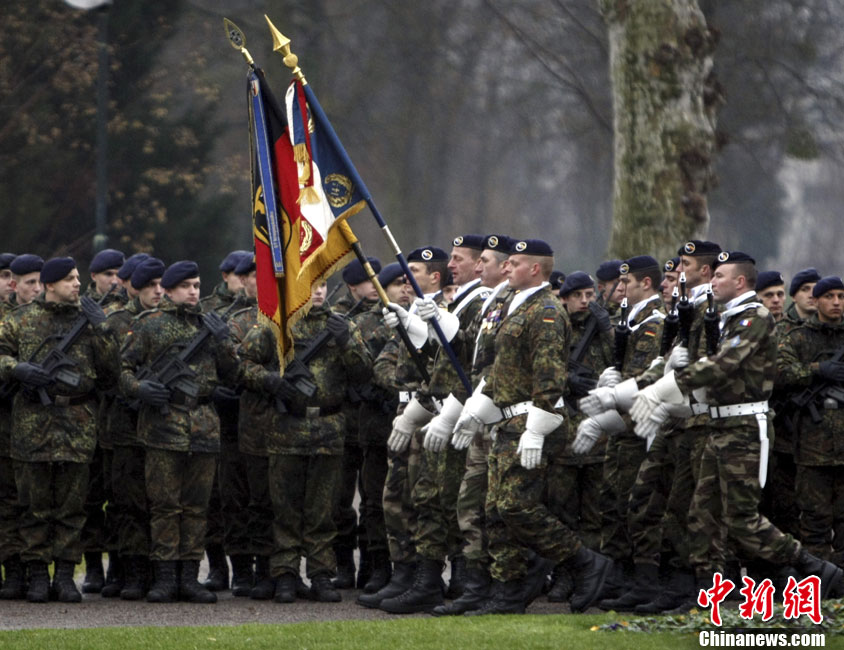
[0,299,22,566]
[777,314,844,564]
[0,296,114,563]
[119,296,241,562]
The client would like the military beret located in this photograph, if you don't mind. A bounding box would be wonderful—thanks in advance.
[755,271,784,293]
[130,257,166,290]
[219,250,251,273]
[117,253,150,281]
[89,248,125,273]
[620,255,659,274]
[0,253,16,271]
[596,259,623,282]
[408,247,448,263]
[483,234,512,253]
[40,257,76,284]
[559,271,594,297]
[509,239,553,256]
[812,276,844,298]
[789,267,822,296]
[10,254,44,276]
[234,254,256,276]
[712,250,755,270]
[549,270,566,291]
[663,257,680,273]
[678,240,722,257]
[378,262,405,287]
[452,234,486,251]
[342,257,381,285]
[161,260,199,289]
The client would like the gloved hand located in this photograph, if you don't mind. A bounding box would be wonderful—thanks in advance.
[573,410,626,454]
[517,431,545,470]
[665,346,689,374]
[79,296,107,326]
[388,397,434,453]
[597,366,621,388]
[588,300,612,332]
[263,372,297,401]
[452,380,502,436]
[567,371,597,398]
[137,380,170,407]
[414,297,440,322]
[326,313,350,346]
[202,312,230,341]
[579,386,616,417]
[451,416,483,450]
[381,303,428,348]
[634,403,670,440]
[817,360,844,382]
[211,385,239,403]
[12,362,51,387]
[422,394,463,452]
[630,371,687,426]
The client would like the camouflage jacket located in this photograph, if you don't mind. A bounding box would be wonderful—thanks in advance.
[778,302,807,339]
[213,295,254,442]
[471,284,514,383]
[777,314,844,465]
[228,300,269,456]
[119,296,241,454]
[200,282,240,313]
[0,300,12,457]
[102,297,145,448]
[331,292,356,315]
[675,292,776,431]
[0,296,115,463]
[239,304,371,456]
[84,282,127,314]
[620,294,665,380]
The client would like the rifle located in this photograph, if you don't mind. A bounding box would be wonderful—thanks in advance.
[676,272,695,348]
[613,298,631,372]
[0,293,108,405]
[326,282,345,307]
[659,287,680,357]
[703,288,720,356]
[567,312,601,398]
[790,346,844,424]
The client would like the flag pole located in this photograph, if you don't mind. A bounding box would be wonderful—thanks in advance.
[264,16,473,394]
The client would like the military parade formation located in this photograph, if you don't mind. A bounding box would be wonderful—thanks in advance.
[0,234,843,621]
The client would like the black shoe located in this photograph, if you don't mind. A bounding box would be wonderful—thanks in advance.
[146,560,179,603]
[547,564,574,603]
[465,580,525,616]
[358,561,415,608]
[597,561,626,600]
[120,556,149,601]
[794,548,844,598]
[273,573,297,603]
[0,555,27,600]
[101,552,124,598]
[203,544,229,592]
[565,547,613,613]
[379,559,444,614]
[333,546,356,590]
[230,554,254,597]
[311,574,342,602]
[444,556,467,600]
[82,552,104,594]
[432,565,491,616]
[26,561,50,603]
[180,560,217,603]
[363,551,392,594]
[250,556,275,600]
[52,560,82,603]
[520,553,553,607]
[599,563,660,611]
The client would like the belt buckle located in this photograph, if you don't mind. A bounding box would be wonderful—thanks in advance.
[306,406,320,419]
[54,395,69,407]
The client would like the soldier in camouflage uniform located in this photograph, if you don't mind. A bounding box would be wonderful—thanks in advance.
[0,257,112,603]
[596,260,624,315]
[116,253,150,304]
[783,268,821,332]
[756,271,786,323]
[9,254,44,308]
[631,252,844,600]
[120,260,241,604]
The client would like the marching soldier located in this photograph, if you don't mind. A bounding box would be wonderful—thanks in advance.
[116,253,150,302]
[9,254,44,306]
[784,268,822,333]
[756,271,786,323]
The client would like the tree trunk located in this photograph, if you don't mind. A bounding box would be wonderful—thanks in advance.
[601,0,721,260]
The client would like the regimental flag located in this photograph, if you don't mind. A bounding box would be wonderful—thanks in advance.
[248,70,364,367]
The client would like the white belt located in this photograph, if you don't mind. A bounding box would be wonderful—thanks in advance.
[398,390,417,404]
[501,401,532,419]
[691,403,709,415]
[709,401,768,419]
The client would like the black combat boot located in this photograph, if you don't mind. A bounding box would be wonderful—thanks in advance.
[120,556,149,601]
[81,551,104,594]
[332,546,356,589]
[444,555,467,600]
[230,554,254,597]
[357,561,416,608]
[146,560,179,603]
[432,564,491,616]
[273,573,297,603]
[599,562,659,611]
[0,555,27,600]
[564,546,613,613]
[794,548,844,598]
[100,552,124,598]
[26,560,50,603]
[379,559,444,614]
[250,555,275,600]
[547,564,574,603]
[363,550,392,594]
[465,579,525,616]
[519,553,553,606]
[356,541,372,589]
[311,574,342,602]
[202,544,229,591]
[180,559,217,603]
[52,559,82,603]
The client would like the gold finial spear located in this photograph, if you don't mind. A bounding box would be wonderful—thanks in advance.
[264,15,307,85]
[223,18,255,67]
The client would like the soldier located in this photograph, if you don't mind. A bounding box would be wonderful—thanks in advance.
[9,254,44,306]
[632,252,844,600]
[756,271,786,323]
[200,250,250,312]
[0,257,112,603]
[660,257,680,306]
[0,254,16,306]
[116,253,150,302]
[86,248,126,312]
[784,267,821,330]
[120,260,241,604]
[595,259,623,313]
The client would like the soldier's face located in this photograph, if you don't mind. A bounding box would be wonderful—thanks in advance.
[506,254,538,291]
[166,278,200,306]
[792,282,817,315]
[242,271,258,299]
[679,256,704,286]
[349,279,378,302]
[385,276,411,307]
[562,288,595,313]
[312,282,328,306]
[91,269,120,296]
[619,274,643,304]
[0,269,13,302]
[138,278,164,310]
[660,271,679,303]
[14,272,42,304]
[448,247,479,287]
[46,268,81,304]
[222,271,243,293]
[758,285,785,319]
[816,290,844,323]
[711,265,741,303]
[408,262,436,295]
[477,250,506,288]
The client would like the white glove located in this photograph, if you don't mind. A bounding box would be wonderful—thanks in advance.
[665,346,689,374]
[451,417,482,450]
[517,406,564,470]
[630,371,687,428]
[422,394,463,452]
[415,297,440,322]
[382,302,428,348]
[579,386,615,417]
[633,403,670,440]
[573,410,626,454]
[597,366,621,388]
[452,379,502,434]
[387,397,434,453]
[648,355,665,370]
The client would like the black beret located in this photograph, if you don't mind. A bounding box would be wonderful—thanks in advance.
[548,270,565,291]
[0,253,16,271]
[40,257,76,284]
[712,251,755,270]
[378,262,405,287]
[509,239,553,256]
[219,250,251,273]
[663,257,680,273]
[596,259,622,282]
[117,253,150,280]
[483,234,512,254]
[234,254,256,276]
[408,247,448,263]
[755,271,784,293]
[10,254,44,276]
[452,234,486,251]
[559,271,594,297]
[789,267,822,296]
[89,248,125,273]
[812,276,844,298]
[130,257,166,290]
[678,240,722,257]
[620,255,659,274]
[342,257,381,285]
[161,260,200,289]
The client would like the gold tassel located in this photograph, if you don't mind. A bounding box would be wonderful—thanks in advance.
[297,186,321,205]
[293,142,311,184]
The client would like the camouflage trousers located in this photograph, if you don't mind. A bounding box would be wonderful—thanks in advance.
[268,453,342,579]
[204,457,223,548]
[761,451,801,539]
[81,444,117,554]
[599,434,647,562]
[457,433,491,569]
[383,428,423,563]
[145,448,215,562]
[14,460,89,563]
[333,436,363,554]
[243,452,273,558]
[219,439,251,556]
[546,458,604,553]
[0,455,24,562]
[486,430,580,583]
[112,444,150,556]
[795,464,844,565]
[360,440,388,554]
[412,442,466,562]
[688,423,798,579]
